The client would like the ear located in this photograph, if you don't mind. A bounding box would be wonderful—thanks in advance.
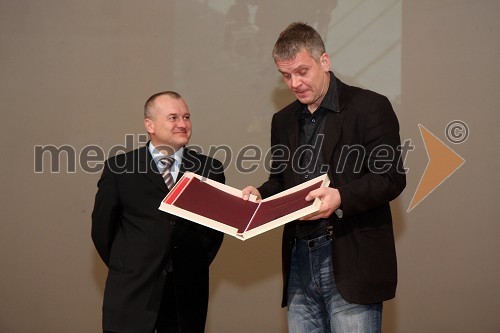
[144,118,154,135]
[320,53,330,72]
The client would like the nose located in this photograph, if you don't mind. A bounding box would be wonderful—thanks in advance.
[176,118,188,128]
[290,75,302,89]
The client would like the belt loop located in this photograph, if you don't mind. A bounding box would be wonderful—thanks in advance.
[326,225,334,240]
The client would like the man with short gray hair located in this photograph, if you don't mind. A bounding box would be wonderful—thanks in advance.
[243,22,406,332]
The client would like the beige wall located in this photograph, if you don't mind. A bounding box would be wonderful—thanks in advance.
[1,0,499,332]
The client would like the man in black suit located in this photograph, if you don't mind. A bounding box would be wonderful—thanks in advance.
[243,23,406,332]
[92,91,225,333]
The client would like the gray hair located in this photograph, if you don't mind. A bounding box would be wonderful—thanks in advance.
[272,22,326,62]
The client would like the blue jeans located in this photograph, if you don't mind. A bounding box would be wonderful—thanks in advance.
[287,235,382,333]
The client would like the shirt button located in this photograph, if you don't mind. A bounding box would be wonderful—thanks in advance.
[312,118,316,123]
[169,221,176,226]
[304,175,309,179]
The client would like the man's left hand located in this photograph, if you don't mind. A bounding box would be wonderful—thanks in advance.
[299,187,341,221]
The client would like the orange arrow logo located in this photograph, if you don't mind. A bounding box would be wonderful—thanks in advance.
[408,124,466,212]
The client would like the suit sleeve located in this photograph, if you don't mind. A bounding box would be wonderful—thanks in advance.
[336,95,406,217]
[91,161,120,266]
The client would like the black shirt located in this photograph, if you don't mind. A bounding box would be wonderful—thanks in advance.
[294,72,339,240]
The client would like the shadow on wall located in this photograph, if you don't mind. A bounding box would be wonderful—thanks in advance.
[385,198,407,333]
[92,252,107,296]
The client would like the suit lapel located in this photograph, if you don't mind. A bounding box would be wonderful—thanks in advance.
[322,112,343,169]
[286,108,301,185]
[139,145,168,194]
[178,148,202,179]
[178,150,189,180]
[322,78,345,179]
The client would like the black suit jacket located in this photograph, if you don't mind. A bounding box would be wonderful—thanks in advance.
[258,77,406,306]
[92,145,225,333]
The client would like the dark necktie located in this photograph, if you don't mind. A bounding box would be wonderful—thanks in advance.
[159,156,175,190]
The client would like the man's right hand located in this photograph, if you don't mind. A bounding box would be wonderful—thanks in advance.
[241,186,262,201]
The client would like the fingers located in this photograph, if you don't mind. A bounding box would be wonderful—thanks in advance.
[305,187,326,201]
[241,186,261,201]
[299,209,333,221]
[300,188,341,221]
[298,211,321,221]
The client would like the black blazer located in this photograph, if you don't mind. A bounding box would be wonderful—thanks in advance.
[258,77,406,306]
[92,145,225,333]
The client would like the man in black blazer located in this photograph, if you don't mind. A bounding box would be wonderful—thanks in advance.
[92,91,225,333]
[243,23,406,332]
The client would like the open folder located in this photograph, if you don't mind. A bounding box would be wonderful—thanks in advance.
[159,172,330,240]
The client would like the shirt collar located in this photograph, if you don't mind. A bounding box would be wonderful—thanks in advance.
[320,71,339,113]
[148,142,184,171]
[296,71,340,118]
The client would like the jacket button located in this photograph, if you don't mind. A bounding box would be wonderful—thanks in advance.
[169,221,176,226]
[161,269,167,276]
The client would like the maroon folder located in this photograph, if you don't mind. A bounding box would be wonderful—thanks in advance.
[159,173,330,240]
